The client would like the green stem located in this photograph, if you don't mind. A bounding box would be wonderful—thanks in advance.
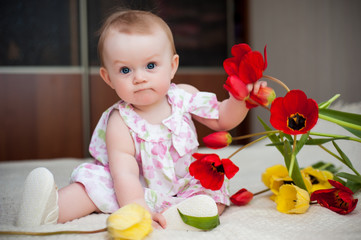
[318,114,361,132]
[263,75,290,92]
[253,188,270,196]
[0,228,107,236]
[318,94,340,109]
[317,144,342,161]
[288,135,297,177]
[232,130,280,141]
[315,141,361,176]
[310,131,361,143]
[227,135,268,159]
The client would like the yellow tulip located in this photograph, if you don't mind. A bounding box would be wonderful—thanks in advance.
[262,165,289,188]
[301,166,333,193]
[107,203,152,240]
[275,184,310,214]
[269,176,293,195]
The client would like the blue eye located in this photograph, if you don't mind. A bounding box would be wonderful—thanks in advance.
[146,63,156,69]
[120,67,130,74]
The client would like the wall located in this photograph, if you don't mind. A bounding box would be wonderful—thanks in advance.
[248,0,361,133]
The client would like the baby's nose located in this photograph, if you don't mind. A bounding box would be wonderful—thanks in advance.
[133,70,147,84]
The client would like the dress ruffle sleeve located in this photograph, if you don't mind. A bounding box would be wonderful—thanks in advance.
[187,90,220,119]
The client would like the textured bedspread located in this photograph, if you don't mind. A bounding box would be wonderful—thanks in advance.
[1,102,360,240]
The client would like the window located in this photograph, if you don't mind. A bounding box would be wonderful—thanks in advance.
[0,0,79,66]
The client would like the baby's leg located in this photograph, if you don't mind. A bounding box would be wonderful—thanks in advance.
[58,182,100,223]
[217,203,226,215]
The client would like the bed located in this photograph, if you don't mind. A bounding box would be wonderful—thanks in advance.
[1,101,360,240]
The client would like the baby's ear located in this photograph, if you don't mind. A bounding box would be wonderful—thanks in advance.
[170,54,179,79]
[100,67,114,89]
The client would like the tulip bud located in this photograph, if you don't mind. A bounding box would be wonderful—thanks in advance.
[203,131,232,149]
[230,188,254,206]
[249,86,276,108]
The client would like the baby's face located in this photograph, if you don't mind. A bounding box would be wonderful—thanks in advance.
[101,27,178,109]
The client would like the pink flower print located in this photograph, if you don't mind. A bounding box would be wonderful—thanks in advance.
[89,146,100,158]
[157,180,163,186]
[177,99,184,109]
[99,176,113,189]
[169,96,175,103]
[84,164,97,170]
[151,143,167,158]
[213,195,220,202]
[200,109,211,118]
[99,144,107,150]
[152,158,163,169]
[136,136,143,144]
[134,115,142,124]
[169,146,180,163]
[209,96,219,109]
[144,166,155,179]
[160,201,172,210]
[104,164,111,173]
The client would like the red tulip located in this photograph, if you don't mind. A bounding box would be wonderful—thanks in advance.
[223,43,268,107]
[230,188,254,206]
[223,43,267,84]
[246,85,276,109]
[203,131,232,149]
[270,89,318,135]
[223,75,249,101]
[310,180,358,215]
[190,153,239,191]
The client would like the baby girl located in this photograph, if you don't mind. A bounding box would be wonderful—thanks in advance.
[17,9,264,229]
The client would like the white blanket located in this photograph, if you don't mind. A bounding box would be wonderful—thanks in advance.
[1,102,360,240]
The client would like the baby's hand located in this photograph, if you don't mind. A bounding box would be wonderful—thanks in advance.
[247,80,267,95]
[151,212,167,229]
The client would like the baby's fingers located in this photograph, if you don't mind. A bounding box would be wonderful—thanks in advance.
[253,81,267,94]
[152,212,167,229]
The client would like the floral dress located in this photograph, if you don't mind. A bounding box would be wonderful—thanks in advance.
[70,84,231,213]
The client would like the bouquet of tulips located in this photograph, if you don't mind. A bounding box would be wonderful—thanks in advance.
[189,43,360,215]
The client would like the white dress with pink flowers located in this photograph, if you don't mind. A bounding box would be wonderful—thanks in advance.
[70,84,231,213]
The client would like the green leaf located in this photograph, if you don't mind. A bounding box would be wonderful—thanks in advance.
[318,108,361,138]
[332,141,354,169]
[177,209,220,230]
[283,140,307,191]
[337,172,361,194]
[343,126,361,139]
[305,137,349,145]
[311,161,340,174]
[336,172,361,184]
[294,132,309,155]
[282,133,293,142]
[266,136,348,146]
[258,117,284,156]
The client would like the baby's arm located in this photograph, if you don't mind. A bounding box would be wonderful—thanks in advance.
[106,111,166,228]
[179,82,265,131]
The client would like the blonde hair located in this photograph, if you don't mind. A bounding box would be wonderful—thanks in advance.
[98,9,176,67]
